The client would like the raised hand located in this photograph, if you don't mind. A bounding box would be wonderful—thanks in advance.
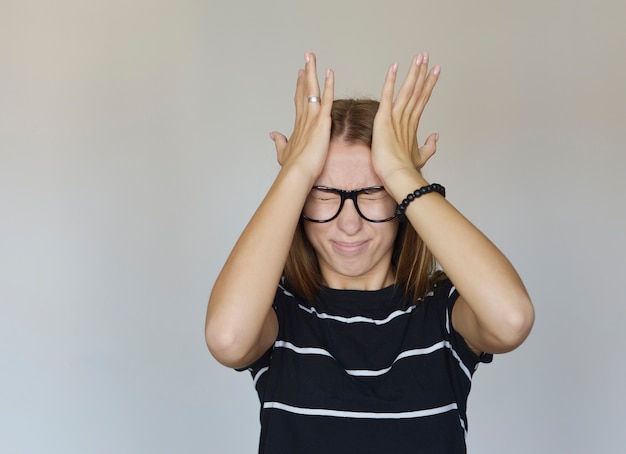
[371,52,441,184]
[270,52,335,181]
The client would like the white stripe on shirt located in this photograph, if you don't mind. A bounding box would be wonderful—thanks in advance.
[274,340,334,358]
[297,303,415,325]
[263,401,459,420]
[253,366,268,387]
[274,339,472,381]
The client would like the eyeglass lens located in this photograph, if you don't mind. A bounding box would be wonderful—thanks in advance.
[303,187,397,222]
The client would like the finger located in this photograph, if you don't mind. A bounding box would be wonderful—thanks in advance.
[410,64,441,124]
[304,52,321,106]
[394,53,424,115]
[319,68,335,116]
[405,52,430,116]
[294,68,305,118]
[378,62,398,115]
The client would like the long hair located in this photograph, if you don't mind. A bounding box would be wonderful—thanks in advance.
[283,99,443,303]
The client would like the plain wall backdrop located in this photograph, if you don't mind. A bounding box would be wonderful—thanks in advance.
[1,0,625,452]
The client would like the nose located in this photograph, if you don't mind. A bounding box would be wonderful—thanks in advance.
[336,199,363,235]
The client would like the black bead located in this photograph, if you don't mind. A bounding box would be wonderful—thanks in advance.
[396,184,446,222]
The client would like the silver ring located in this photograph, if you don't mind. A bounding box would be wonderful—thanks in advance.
[307,96,321,103]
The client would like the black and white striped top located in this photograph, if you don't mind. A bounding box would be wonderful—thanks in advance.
[240,279,492,453]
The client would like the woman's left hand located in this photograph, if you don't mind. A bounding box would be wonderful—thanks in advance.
[371,52,441,184]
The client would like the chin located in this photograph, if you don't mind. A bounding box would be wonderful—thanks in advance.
[323,256,389,285]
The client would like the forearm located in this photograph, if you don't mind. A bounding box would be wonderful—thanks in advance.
[206,164,314,366]
[385,169,534,350]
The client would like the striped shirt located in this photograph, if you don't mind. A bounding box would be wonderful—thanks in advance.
[239,279,492,453]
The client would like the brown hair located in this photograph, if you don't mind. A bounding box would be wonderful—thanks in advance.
[283,99,443,303]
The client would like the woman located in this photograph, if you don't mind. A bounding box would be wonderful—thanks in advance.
[206,52,534,453]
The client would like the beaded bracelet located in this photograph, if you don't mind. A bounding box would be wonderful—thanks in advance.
[395,183,446,222]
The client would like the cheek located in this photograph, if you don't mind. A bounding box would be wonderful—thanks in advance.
[377,222,399,250]
[303,222,326,251]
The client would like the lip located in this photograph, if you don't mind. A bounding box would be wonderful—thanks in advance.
[331,240,369,255]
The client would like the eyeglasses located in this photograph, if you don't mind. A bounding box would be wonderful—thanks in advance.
[302,186,398,223]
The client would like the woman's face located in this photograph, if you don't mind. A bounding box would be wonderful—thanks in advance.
[303,140,399,290]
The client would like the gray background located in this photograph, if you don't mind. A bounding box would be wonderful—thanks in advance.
[2,0,625,452]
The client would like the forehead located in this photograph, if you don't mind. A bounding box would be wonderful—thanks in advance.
[314,141,382,189]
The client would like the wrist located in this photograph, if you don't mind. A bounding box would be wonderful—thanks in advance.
[278,160,319,189]
[381,168,429,203]
[395,183,446,222]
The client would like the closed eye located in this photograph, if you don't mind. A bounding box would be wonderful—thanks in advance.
[360,187,388,200]
[310,188,340,202]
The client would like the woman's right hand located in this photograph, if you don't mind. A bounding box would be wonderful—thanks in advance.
[270,52,335,181]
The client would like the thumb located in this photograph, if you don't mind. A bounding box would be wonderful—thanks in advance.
[269,131,288,164]
[417,133,439,165]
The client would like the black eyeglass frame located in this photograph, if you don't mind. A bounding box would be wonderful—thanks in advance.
[302,185,397,223]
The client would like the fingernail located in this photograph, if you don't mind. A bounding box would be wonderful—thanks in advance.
[435,133,439,142]
[391,62,399,73]
[305,52,310,63]
[433,65,441,75]
[423,52,429,63]
[415,54,423,65]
